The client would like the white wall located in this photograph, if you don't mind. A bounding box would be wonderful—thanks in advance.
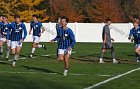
[24,22,133,42]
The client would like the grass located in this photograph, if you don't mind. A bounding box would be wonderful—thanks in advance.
[0,42,139,89]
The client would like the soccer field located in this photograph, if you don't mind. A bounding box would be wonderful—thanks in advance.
[0,42,140,89]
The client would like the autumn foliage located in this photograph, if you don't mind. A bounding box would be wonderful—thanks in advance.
[0,0,139,23]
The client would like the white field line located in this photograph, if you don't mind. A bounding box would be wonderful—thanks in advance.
[7,52,76,61]
[84,67,140,89]
[0,70,114,77]
[42,51,76,57]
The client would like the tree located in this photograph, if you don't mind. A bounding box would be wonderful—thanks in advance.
[49,0,85,22]
[17,0,48,22]
[0,0,48,22]
[86,0,125,22]
[0,0,19,22]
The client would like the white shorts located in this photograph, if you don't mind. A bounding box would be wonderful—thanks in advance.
[58,49,72,55]
[33,36,40,43]
[6,40,11,47]
[11,41,23,49]
[0,37,6,42]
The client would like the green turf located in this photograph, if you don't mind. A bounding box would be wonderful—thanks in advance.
[0,42,140,89]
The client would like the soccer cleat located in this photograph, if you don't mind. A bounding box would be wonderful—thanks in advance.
[136,60,140,63]
[43,45,47,50]
[136,57,140,63]
[6,58,9,61]
[12,61,16,67]
[0,53,2,59]
[63,69,68,76]
[113,60,118,64]
[29,53,33,58]
[99,60,106,63]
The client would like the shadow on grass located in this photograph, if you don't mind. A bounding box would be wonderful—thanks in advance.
[0,61,11,66]
[21,65,62,75]
[127,54,135,57]
[41,56,57,60]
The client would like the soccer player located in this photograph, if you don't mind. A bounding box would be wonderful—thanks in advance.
[51,16,76,76]
[128,20,140,62]
[99,18,118,64]
[29,14,47,58]
[10,15,27,66]
[0,14,4,58]
[2,15,11,60]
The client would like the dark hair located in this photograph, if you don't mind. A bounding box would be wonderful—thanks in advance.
[133,15,139,19]
[3,15,8,18]
[32,14,39,18]
[61,16,69,23]
[14,15,20,19]
[105,18,111,22]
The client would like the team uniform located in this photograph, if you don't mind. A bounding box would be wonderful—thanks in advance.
[53,27,76,55]
[29,21,46,58]
[2,23,11,46]
[0,22,5,41]
[0,21,4,57]
[129,27,140,48]
[102,25,113,49]
[10,22,27,49]
[129,26,140,62]
[30,21,43,43]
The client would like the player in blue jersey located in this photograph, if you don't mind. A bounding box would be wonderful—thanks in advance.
[29,14,47,58]
[2,15,11,60]
[10,15,27,66]
[128,19,140,63]
[51,16,76,76]
[0,14,4,58]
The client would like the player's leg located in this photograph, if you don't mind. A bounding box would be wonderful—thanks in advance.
[0,40,4,58]
[30,36,46,58]
[12,47,21,66]
[57,49,65,61]
[135,52,139,62]
[11,47,16,66]
[6,40,11,60]
[12,41,22,66]
[99,44,106,63]
[11,41,17,66]
[34,36,46,50]
[135,46,140,62]
[111,46,118,64]
[63,49,71,76]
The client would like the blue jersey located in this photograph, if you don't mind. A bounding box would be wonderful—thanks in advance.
[30,21,43,37]
[54,27,76,49]
[10,22,27,41]
[129,27,140,44]
[2,23,11,40]
[0,22,4,36]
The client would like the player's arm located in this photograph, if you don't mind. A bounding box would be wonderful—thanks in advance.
[51,36,59,43]
[103,32,107,44]
[41,26,45,33]
[29,28,32,35]
[6,25,11,40]
[21,24,27,42]
[29,23,33,35]
[128,29,133,39]
[128,29,134,42]
[41,23,45,33]
[69,30,76,49]
[111,38,114,41]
